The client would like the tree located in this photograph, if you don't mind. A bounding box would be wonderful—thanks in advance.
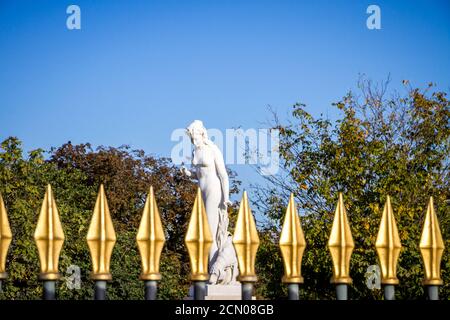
[253,78,450,299]
[0,139,240,299]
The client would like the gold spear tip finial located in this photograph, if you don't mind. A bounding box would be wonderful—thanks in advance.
[87,184,116,281]
[280,193,306,284]
[328,192,354,284]
[34,184,65,281]
[233,190,260,283]
[420,196,445,286]
[0,193,12,280]
[137,186,165,281]
[375,195,402,285]
[185,187,212,281]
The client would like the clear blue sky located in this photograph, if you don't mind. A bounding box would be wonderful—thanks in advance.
[1,0,449,200]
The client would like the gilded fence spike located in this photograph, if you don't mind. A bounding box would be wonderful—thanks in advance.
[375,196,402,285]
[420,197,445,286]
[87,184,116,281]
[34,185,65,280]
[0,193,12,281]
[280,193,306,284]
[136,186,165,281]
[233,191,260,283]
[185,187,213,281]
[328,192,354,284]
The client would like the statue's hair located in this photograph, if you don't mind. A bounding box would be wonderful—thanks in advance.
[186,120,213,145]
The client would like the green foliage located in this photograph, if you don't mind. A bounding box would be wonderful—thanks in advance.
[0,138,242,300]
[253,79,449,299]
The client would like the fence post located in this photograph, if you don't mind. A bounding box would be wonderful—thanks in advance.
[279,194,306,300]
[0,193,12,294]
[185,187,213,300]
[87,184,116,300]
[233,191,260,300]
[420,197,445,300]
[375,195,402,300]
[136,186,165,300]
[328,193,354,300]
[34,185,65,300]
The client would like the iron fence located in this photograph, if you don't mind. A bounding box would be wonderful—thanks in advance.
[0,184,445,300]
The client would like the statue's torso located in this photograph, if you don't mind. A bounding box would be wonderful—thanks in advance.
[192,145,221,191]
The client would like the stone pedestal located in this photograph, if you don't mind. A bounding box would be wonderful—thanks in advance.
[187,284,242,300]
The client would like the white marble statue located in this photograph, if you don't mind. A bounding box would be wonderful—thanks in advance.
[181,120,238,285]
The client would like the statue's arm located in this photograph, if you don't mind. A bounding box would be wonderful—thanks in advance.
[213,146,230,205]
[180,162,198,180]
[189,168,199,180]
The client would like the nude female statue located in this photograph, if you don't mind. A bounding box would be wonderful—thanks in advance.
[181,120,238,285]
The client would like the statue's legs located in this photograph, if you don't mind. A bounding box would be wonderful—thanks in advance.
[206,206,219,265]
[201,182,221,270]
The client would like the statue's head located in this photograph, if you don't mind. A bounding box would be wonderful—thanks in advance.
[186,120,209,147]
